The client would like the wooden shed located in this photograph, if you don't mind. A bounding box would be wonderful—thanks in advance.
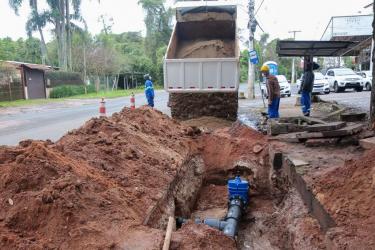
[4,61,56,100]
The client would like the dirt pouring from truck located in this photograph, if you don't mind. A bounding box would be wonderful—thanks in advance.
[164,3,240,122]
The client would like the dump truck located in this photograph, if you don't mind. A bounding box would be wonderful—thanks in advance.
[164,1,240,121]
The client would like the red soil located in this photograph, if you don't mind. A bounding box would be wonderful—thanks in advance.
[314,148,375,248]
[0,107,198,249]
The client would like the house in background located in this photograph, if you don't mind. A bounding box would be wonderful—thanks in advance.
[7,61,57,99]
[0,61,57,101]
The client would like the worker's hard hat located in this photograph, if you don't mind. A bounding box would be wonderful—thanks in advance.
[260,65,269,72]
[144,74,150,80]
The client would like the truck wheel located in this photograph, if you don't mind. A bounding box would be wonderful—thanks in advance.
[356,87,363,92]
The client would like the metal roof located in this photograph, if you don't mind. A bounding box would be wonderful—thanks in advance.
[3,61,58,71]
[276,40,359,57]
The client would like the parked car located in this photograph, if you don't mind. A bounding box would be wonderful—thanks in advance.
[357,70,372,91]
[261,75,291,98]
[296,72,330,95]
[325,68,364,93]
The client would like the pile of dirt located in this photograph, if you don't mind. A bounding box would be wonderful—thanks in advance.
[181,116,233,132]
[200,122,270,194]
[0,107,200,249]
[313,148,375,248]
[176,39,234,58]
[171,223,236,250]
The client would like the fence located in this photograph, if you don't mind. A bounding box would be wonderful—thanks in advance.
[0,65,24,102]
[45,71,84,87]
[0,78,24,102]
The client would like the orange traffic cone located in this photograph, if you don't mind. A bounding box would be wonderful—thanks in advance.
[99,97,106,116]
[130,93,135,109]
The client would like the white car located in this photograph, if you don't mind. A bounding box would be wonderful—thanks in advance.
[357,71,372,91]
[261,75,291,98]
[325,68,364,93]
[296,72,330,95]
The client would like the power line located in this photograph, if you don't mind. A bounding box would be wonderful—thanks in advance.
[255,0,265,16]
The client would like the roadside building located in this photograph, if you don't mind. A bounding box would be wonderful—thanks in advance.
[0,61,57,101]
[321,14,373,70]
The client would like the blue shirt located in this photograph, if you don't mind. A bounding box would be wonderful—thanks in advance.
[145,80,154,99]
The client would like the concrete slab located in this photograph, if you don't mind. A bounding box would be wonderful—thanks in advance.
[283,156,336,231]
[289,158,309,167]
[359,137,375,150]
[296,123,365,139]
[305,122,346,132]
[340,112,367,122]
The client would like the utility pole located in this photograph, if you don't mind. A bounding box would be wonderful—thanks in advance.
[248,0,256,99]
[288,30,301,84]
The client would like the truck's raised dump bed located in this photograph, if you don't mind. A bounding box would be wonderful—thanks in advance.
[164,4,239,121]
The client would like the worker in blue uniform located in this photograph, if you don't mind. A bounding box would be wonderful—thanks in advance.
[144,74,155,107]
[300,62,317,117]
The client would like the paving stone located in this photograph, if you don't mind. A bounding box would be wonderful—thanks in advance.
[323,108,347,121]
[289,158,309,167]
[296,124,365,139]
[305,122,346,132]
[359,137,375,150]
[305,138,340,147]
[340,112,367,122]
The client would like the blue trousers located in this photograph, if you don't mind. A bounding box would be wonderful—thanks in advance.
[301,91,311,114]
[268,97,280,118]
[147,97,154,107]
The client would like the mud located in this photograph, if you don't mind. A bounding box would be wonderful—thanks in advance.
[313,148,375,249]
[176,39,235,58]
[0,106,373,249]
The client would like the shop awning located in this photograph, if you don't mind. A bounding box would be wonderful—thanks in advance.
[277,40,360,57]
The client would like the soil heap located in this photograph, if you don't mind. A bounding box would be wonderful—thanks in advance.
[176,39,235,59]
[313,148,375,248]
[0,107,200,249]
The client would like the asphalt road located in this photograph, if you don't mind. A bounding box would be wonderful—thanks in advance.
[239,83,371,111]
[0,91,170,145]
[0,84,371,146]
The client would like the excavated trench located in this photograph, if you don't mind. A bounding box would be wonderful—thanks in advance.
[145,131,325,249]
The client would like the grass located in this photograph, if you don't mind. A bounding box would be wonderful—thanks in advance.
[68,88,145,99]
[0,85,164,108]
[0,98,63,108]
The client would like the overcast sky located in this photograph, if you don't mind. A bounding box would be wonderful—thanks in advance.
[0,0,373,42]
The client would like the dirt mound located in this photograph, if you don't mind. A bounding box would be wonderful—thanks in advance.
[56,108,197,223]
[171,223,236,250]
[0,141,141,249]
[176,39,235,58]
[0,107,200,249]
[313,148,375,248]
[200,122,270,193]
[181,116,233,132]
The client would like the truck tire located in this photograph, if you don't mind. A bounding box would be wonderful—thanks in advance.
[356,86,363,92]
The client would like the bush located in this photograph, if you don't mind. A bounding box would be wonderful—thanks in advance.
[49,84,96,98]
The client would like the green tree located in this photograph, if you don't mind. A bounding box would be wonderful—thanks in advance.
[9,0,49,64]
[138,0,172,64]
